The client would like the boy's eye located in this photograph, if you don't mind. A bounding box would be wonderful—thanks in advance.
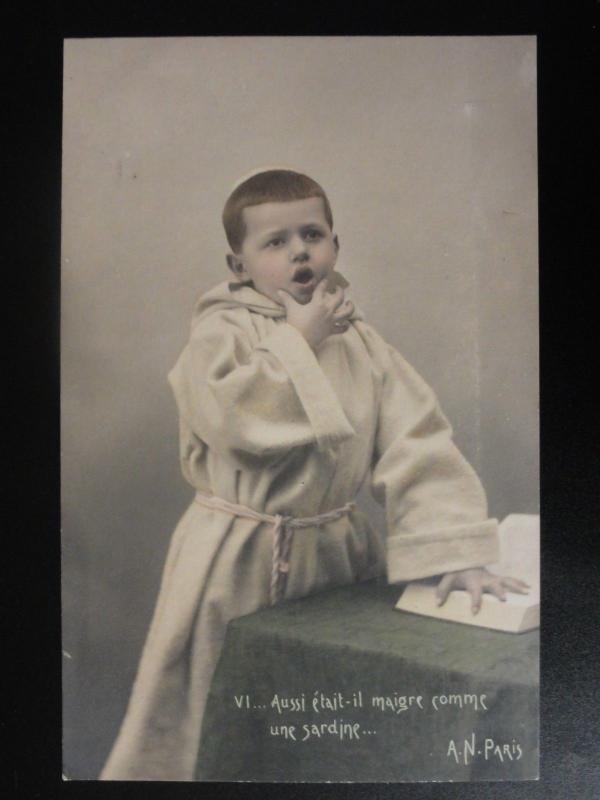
[266,238,284,248]
[303,229,323,241]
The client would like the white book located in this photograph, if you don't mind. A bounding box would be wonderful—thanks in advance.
[395,514,540,633]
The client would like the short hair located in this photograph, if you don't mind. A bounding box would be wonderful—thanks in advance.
[222,169,334,253]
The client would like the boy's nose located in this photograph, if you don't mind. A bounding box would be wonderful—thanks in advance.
[289,238,309,262]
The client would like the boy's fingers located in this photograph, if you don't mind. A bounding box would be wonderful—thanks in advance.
[314,278,329,298]
[331,321,350,334]
[467,581,483,614]
[337,299,355,314]
[501,576,530,594]
[487,581,506,602]
[328,286,345,310]
[435,573,454,606]
[514,576,531,588]
[333,301,354,321]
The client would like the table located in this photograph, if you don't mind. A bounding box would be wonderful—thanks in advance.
[196,578,539,782]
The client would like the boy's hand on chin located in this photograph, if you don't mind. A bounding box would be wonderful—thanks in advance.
[434,567,530,615]
[278,278,354,350]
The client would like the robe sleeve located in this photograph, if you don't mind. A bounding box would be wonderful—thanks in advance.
[361,323,499,582]
[168,310,355,467]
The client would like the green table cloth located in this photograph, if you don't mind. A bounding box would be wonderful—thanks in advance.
[196,579,538,782]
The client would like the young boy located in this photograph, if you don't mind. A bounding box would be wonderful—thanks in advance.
[100,169,529,781]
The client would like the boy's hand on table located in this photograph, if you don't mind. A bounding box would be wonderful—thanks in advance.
[435,567,530,615]
[278,278,354,350]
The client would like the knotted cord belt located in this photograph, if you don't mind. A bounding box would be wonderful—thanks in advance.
[194,491,356,605]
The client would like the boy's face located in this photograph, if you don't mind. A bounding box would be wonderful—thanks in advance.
[228,196,339,305]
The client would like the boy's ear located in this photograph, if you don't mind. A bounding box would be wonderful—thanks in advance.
[226,253,247,281]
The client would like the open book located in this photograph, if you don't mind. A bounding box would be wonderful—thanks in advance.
[395,514,539,632]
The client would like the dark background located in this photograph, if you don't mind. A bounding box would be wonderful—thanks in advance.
[7,1,599,799]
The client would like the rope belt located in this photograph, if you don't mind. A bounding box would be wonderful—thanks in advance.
[194,491,356,605]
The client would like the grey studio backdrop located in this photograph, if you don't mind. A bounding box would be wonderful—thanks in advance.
[61,37,538,779]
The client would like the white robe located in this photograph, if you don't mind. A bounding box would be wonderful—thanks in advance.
[100,276,499,780]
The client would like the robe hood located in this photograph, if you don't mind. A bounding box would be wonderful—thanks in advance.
[190,271,362,330]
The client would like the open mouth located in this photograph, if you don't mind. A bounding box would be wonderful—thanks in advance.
[292,267,315,285]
